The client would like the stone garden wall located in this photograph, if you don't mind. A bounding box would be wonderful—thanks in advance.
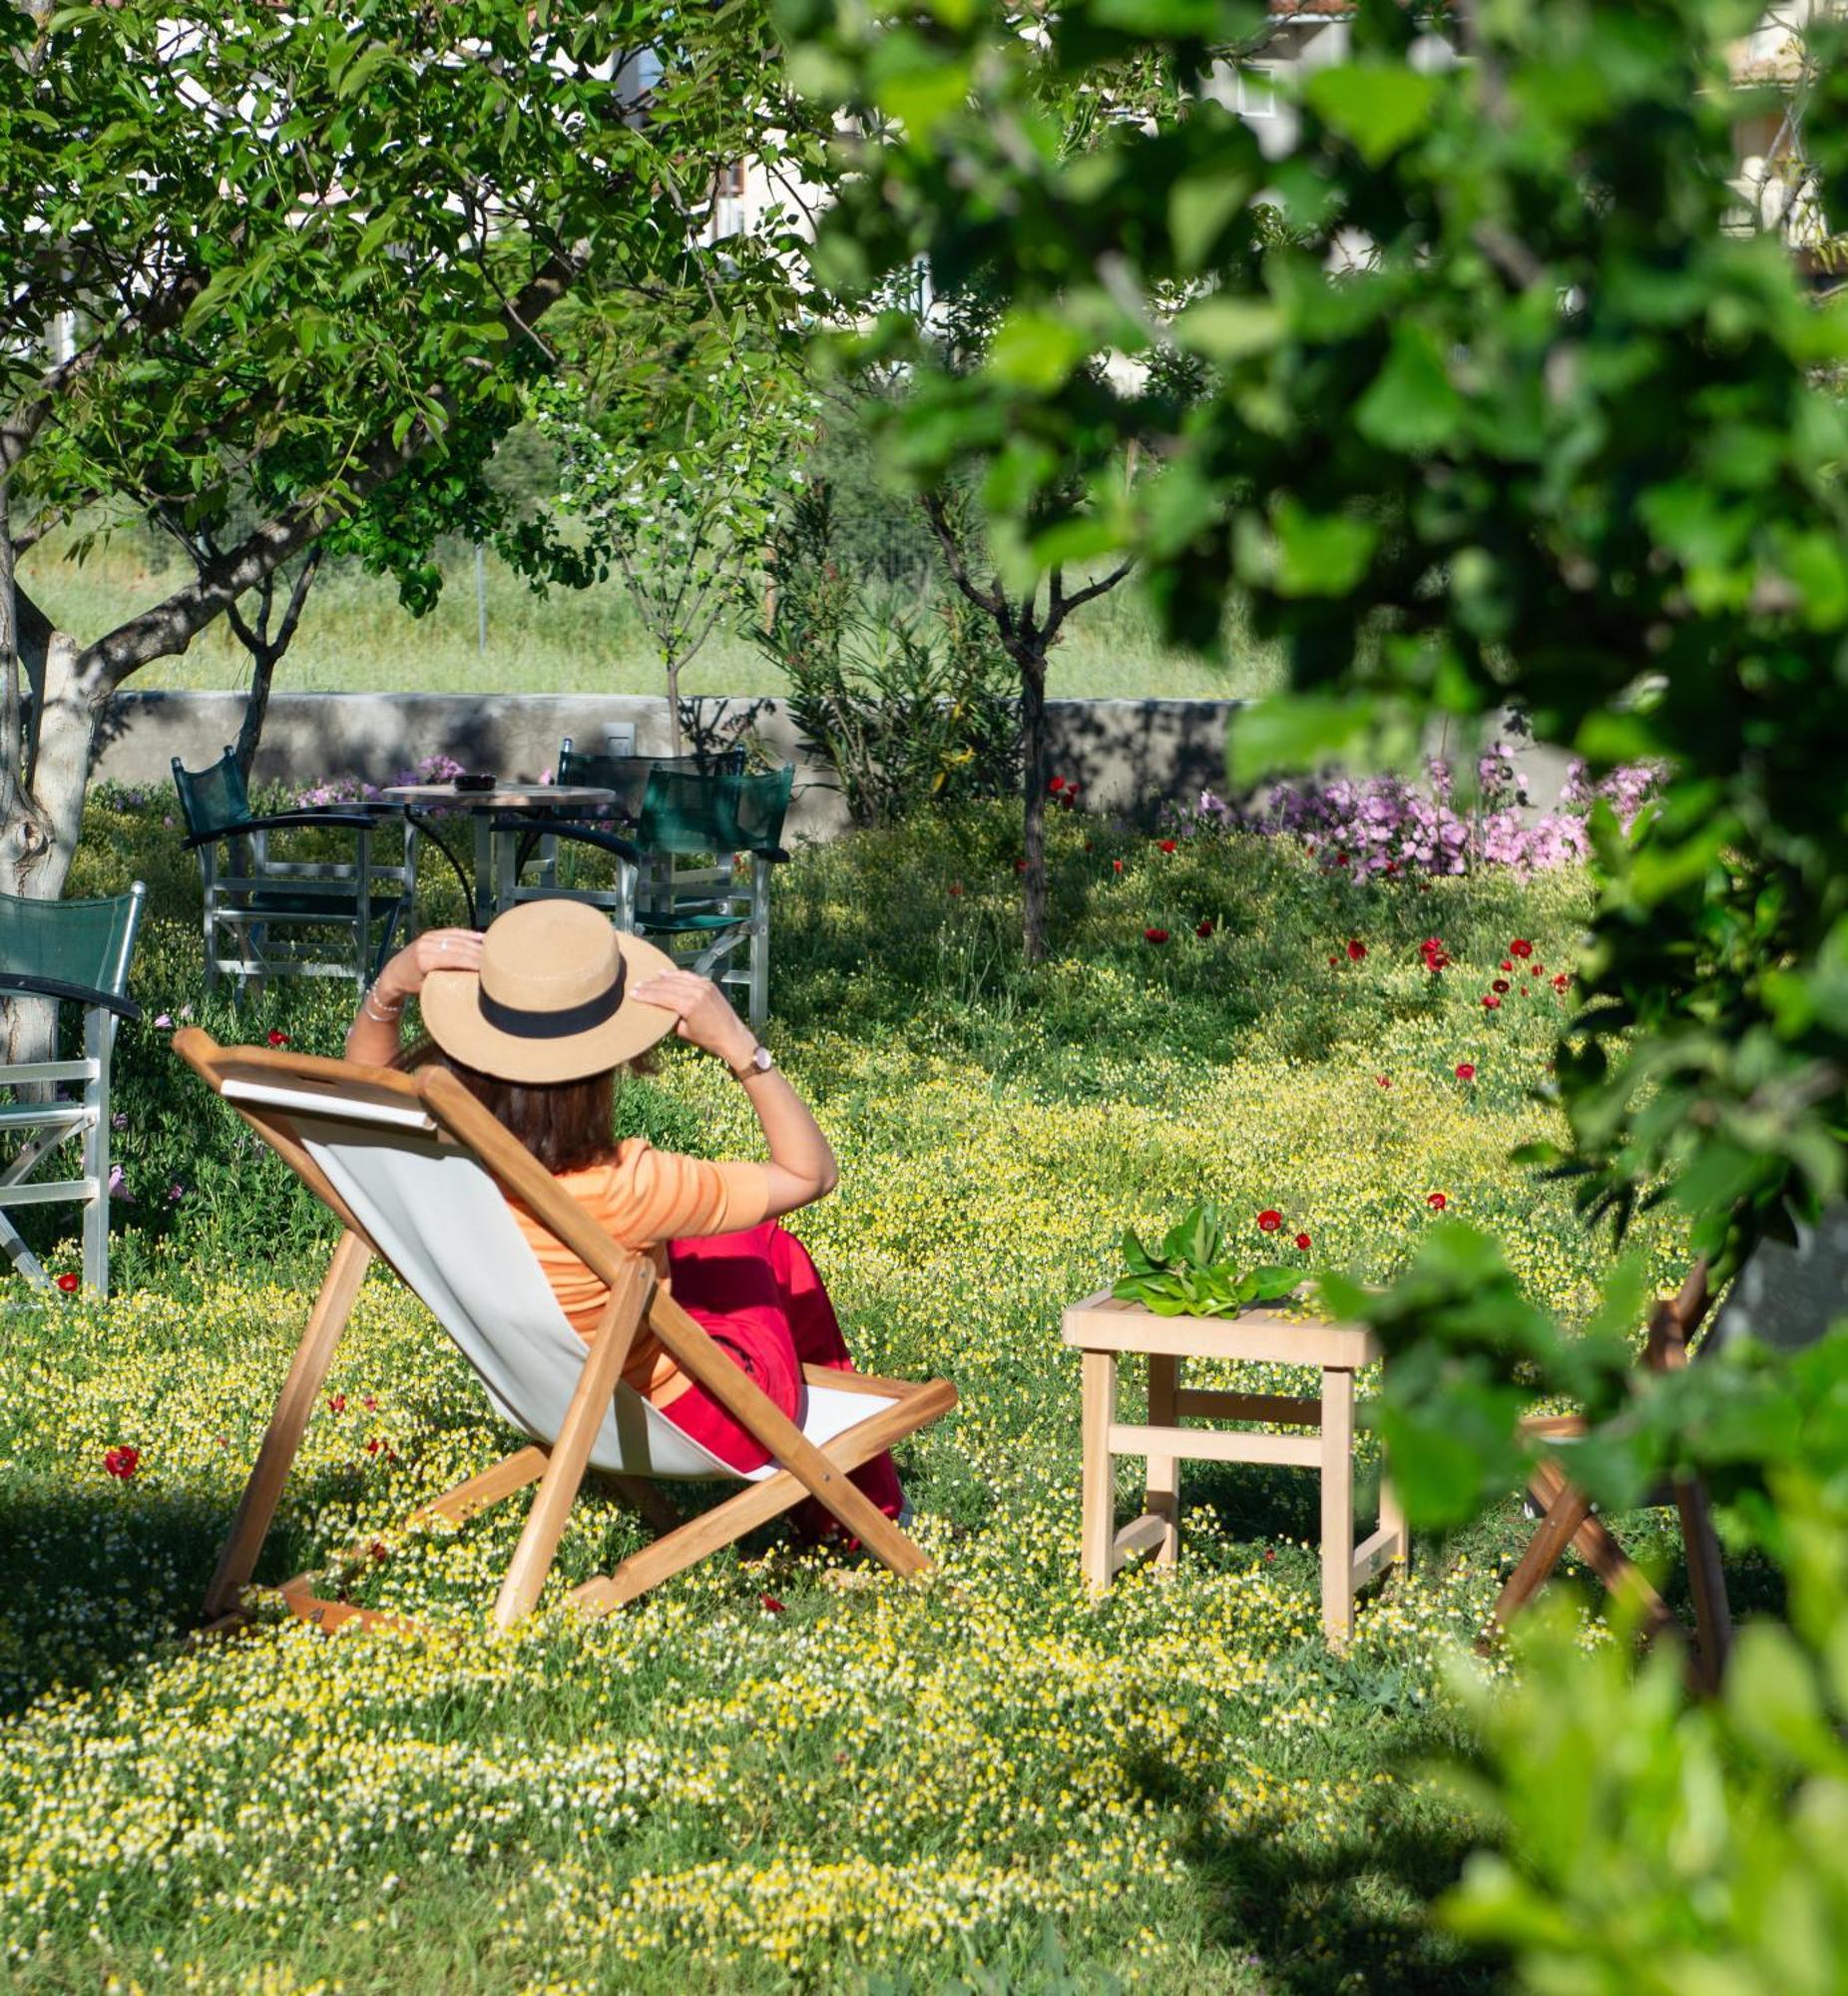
[92,690,1577,839]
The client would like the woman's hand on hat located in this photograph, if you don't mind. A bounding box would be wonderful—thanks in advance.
[629,969,754,1066]
[378,928,485,1004]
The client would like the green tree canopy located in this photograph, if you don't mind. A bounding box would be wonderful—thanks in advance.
[789,0,1848,1273]
[1,0,802,904]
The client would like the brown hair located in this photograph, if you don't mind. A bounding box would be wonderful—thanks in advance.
[398,1038,648,1175]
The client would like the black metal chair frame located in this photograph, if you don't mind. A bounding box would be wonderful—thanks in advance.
[173,749,417,995]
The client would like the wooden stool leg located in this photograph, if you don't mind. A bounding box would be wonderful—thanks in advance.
[1379,1457,1407,1569]
[1146,1352,1181,1567]
[1081,1349,1118,1591]
[1320,1365,1355,1649]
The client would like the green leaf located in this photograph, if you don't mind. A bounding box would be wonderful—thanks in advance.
[1168,167,1253,274]
[1303,63,1439,166]
[1228,693,1375,784]
[1354,322,1465,455]
[987,310,1093,392]
[1271,499,1378,598]
[1171,295,1281,363]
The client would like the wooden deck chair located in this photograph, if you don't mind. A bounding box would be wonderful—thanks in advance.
[176,1029,956,1635]
[1485,1262,1734,1691]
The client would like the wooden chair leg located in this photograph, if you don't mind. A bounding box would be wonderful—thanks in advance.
[1675,1475,1733,1693]
[1081,1349,1117,1591]
[576,1381,953,1613]
[205,1231,372,1620]
[1320,1365,1356,1648]
[1486,1473,1595,1641]
[1146,1352,1180,1567]
[645,1291,930,1576]
[493,1259,653,1628]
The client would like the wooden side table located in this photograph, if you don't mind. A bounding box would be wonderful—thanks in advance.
[1062,1289,1407,1648]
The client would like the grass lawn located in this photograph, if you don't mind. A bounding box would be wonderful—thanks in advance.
[0,798,1708,1993]
[18,533,1278,704]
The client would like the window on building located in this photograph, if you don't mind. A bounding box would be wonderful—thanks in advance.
[1237,66,1275,119]
[716,161,747,199]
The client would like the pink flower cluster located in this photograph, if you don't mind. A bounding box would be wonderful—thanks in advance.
[1171,752,1657,877]
[293,753,466,810]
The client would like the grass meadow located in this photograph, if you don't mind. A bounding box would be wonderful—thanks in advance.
[0,792,1729,1992]
[19,531,1279,704]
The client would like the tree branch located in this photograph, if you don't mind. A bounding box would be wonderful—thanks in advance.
[79,247,585,693]
[1042,555,1134,643]
[920,490,1006,620]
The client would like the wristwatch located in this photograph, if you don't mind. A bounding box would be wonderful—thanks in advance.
[727,1043,776,1083]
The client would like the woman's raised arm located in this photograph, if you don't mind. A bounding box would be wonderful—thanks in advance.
[344,928,484,1066]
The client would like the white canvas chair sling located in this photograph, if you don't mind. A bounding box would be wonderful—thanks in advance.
[176,1030,954,1634]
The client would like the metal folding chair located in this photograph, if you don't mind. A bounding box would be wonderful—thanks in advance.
[489,741,747,934]
[632,763,793,1035]
[172,748,416,995]
[0,882,147,1295]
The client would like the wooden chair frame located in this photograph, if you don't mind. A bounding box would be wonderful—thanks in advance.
[175,1030,955,1636]
[1486,1263,1734,1691]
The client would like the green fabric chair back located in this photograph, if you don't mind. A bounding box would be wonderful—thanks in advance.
[172,748,252,840]
[0,886,144,1004]
[555,744,744,822]
[638,763,793,855]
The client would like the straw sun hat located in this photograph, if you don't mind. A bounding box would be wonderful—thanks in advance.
[420,900,681,1085]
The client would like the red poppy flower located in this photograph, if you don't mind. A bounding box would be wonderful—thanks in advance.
[948,882,964,897]
[1383,861,1398,876]
[370,1542,389,1563]
[1195,918,1215,938]
[103,1445,140,1481]
[1049,774,1066,793]
[365,1438,380,1455]
[1256,1210,1283,1233]
[55,1271,80,1294]
[1500,960,1514,973]
[1158,838,1177,854]
[1294,1233,1312,1250]
[1530,965,1543,977]
[1014,858,1027,873]
[1492,978,1511,993]
[1328,954,1340,966]
[1510,939,1534,958]
[759,1593,786,1615]
[1144,927,1169,945]
[1346,939,1367,961]
[1482,995,1501,1010]
[1455,1063,1476,1081]
[265,1029,289,1048]
[1376,1074,1391,1088]
[1552,973,1571,991]
[1335,852,1351,867]
[1113,859,1124,874]
[327,1393,346,1414]
[363,1396,377,1411]
[1427,1192,1448,1211]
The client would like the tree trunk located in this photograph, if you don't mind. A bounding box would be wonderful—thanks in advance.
[667,657,685,757]
[233,645,277,783]
[0,624,98,1065]
[1021,653,1049,964]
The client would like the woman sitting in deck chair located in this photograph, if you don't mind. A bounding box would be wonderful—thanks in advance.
[344,899,905,1534]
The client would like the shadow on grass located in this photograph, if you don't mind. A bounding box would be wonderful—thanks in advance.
[1176,1805,1507,1996]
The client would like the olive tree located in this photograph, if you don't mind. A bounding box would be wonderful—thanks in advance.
[0,0,792,959]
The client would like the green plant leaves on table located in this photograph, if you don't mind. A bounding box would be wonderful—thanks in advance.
[1113,1201,1303,1316]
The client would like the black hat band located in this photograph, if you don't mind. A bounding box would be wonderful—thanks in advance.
[477,955,626,1040]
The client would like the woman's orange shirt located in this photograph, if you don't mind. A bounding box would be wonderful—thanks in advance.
[506,1139,770,1403]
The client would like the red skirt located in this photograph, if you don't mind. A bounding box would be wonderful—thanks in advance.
[662,1221,905,1525]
